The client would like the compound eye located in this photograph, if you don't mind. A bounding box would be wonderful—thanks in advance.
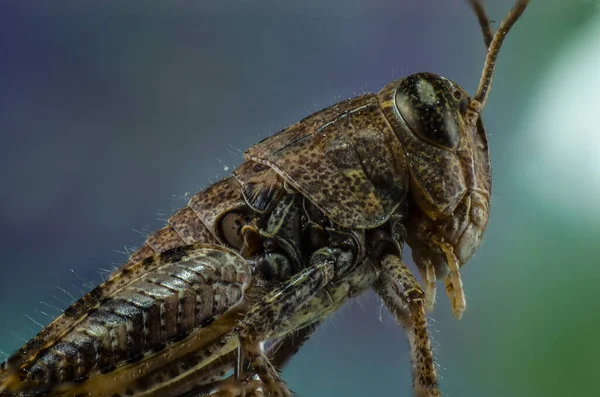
[221,212,247,249]
[395,74,460,149]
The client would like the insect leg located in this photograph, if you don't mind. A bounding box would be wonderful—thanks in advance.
[267,321,321,370]
[188,321,322,396]
[374,255,441,397]
[236,248,348,397]
[202,378,264,397]
[193,323,320,397]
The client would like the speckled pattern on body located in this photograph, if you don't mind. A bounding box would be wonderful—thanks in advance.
[234,161,285,214]
[188,177,249,245]
[0,2,532,396]
[0,245,250,397]
[246,94,408,230]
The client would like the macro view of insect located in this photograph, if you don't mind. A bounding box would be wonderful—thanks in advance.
[0,1,532,396]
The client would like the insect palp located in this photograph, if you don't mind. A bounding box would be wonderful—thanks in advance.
[0,2,536,396]
[421,257,437,312]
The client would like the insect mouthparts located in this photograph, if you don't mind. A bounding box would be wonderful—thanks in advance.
[0,1,532,396]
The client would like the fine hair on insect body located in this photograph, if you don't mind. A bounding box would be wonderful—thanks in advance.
[0,1,532,397]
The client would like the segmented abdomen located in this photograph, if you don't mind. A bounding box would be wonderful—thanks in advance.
[0,175,253,396]
[26,247,247,387]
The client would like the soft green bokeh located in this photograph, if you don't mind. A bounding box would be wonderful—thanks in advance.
[480,10,600,397]
[285,3,600,396]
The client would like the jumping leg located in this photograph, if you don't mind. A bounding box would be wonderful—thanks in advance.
[236,248,349,396]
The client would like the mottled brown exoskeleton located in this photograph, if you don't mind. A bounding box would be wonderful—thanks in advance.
[0,1,531,397]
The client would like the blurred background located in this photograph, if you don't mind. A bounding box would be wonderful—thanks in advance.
[1,1,599,396]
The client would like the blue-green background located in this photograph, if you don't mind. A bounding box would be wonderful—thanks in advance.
[1,1,599,396]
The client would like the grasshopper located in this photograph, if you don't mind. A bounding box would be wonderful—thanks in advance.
[0,1,531,396]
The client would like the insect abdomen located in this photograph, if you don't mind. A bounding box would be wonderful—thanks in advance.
[0,245,250,396]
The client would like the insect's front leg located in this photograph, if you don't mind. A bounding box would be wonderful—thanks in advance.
[236,247,352,397]
[374,255,440,397]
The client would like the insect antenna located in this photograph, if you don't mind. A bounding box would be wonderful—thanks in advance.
[467,0,494,48]
[467,0,531,125]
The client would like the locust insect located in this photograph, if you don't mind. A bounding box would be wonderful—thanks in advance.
[0,1,531,396]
